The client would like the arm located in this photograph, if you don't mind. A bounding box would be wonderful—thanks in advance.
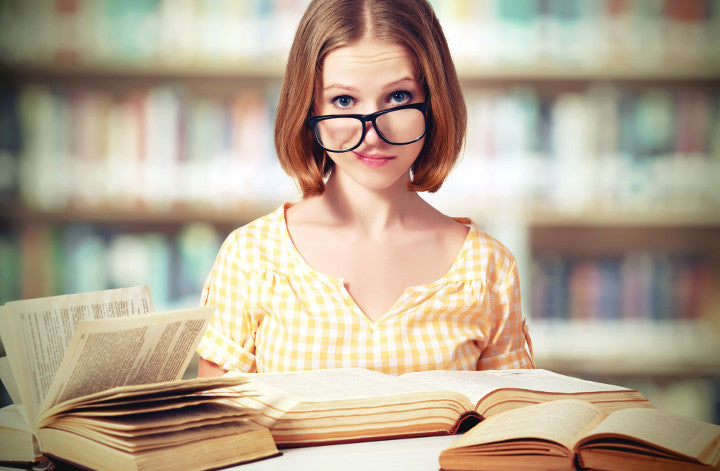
[196,230,258,374]
[198,357,228,377]
[477,245,535,370]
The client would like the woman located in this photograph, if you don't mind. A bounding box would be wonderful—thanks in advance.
[198,0,533,376]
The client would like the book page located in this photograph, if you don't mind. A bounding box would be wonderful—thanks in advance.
[230,368,469,429]
[401,369,631,406]
[250,368,452,401]
[0,355,22,405]
[55,402,251,434]
[448,399,604,452]
[35,306,212,425]
[0,286,153,421]
[41,375,246,422]
[0,404,33,434]
[579,408,720,464]
[0,404,41,461]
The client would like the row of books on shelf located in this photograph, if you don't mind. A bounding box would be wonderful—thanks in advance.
[0,0,307,67]
[433,0,720,68]
[530,252,715,322]
[463,85,718,163]
[2,286,719,470]
[0,84,297,211]
[1,0,717,71]
[0,222,222,310]
[438,83,720,215]
[2,83,718,214]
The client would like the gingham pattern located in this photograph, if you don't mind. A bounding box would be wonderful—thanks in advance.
[197,204,533,375]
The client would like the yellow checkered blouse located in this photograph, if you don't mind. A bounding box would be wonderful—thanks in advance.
[197,204,534,374]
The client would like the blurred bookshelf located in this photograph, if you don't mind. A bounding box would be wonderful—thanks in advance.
[1,0,719,423]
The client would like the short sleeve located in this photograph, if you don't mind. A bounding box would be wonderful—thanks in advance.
[476,251,534,370]
[196,233,257,373]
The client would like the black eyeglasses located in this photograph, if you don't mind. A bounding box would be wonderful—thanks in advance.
[308,102,428,153]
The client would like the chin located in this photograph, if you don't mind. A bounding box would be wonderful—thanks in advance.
[353,172,412,193]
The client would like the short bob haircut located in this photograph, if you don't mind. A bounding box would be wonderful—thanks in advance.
[274,0,467,198]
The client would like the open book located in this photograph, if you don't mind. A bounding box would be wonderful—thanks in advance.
[222,367,652,447]
[0,286,279,470]
[439,399,720,471]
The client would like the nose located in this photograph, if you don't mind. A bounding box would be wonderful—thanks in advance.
[362,119,383,146]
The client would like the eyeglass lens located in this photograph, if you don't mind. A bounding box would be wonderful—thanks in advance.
[315,107,425,152]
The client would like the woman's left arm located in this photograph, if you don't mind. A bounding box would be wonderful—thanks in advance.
[476,255,535,370]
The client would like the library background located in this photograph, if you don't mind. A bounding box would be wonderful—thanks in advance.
[0,0,719,423]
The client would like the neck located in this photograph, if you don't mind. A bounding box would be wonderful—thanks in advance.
[321,171,421,239]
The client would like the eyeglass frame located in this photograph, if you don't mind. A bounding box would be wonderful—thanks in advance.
[307,102,428,153]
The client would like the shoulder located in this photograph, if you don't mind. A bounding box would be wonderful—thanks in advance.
[229,205,286,244]
[456,218,518,279]
[218,205,289,267]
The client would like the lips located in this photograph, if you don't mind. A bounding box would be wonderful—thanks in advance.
[354,152,395,167]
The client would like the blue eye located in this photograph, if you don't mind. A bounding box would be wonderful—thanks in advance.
[332,95,355,109]
[389,91,411,105]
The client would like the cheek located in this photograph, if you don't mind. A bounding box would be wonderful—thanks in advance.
[403,138,425,164]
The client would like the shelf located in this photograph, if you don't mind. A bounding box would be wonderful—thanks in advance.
[532,319,720,377]
[2,60,719,83]
[457,62,720,83]
[0,60,287,82]
[0,203,278,228]
[2,203,720,230]
[486,209,720,228]
[426,198,720,229]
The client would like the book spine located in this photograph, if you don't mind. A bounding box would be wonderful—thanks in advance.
[0,90,21,202]
[531,253,716,321]
[0,233,21,304]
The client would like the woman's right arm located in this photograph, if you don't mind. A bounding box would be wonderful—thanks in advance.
[197,225,262,375]
[198,357,228,377]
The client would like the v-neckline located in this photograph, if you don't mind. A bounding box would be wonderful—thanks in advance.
[280,203,475,326]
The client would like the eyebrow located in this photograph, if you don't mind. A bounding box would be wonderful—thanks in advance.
[322,77,417,92]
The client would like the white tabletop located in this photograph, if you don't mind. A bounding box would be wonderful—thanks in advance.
[0,435,459,471]
[227,435,459,471]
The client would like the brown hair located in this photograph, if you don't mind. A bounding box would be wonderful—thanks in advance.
[274,0,466,197]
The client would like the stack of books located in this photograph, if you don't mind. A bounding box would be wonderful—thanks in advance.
[0,286,279,470]
[2,286,719,470]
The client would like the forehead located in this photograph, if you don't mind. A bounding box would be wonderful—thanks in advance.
[320,38,417,83]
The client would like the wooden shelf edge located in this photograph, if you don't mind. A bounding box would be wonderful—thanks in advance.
[0,60,287,81]
[458,63,720,82]
[0,203,279,227]
[531,319,720,377]
[501,210,720,228]
[536,356,720,378]
[2,204,719,228]
[2,60,719,82]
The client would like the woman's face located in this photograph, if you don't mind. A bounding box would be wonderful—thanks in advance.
[313,36,426,192]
